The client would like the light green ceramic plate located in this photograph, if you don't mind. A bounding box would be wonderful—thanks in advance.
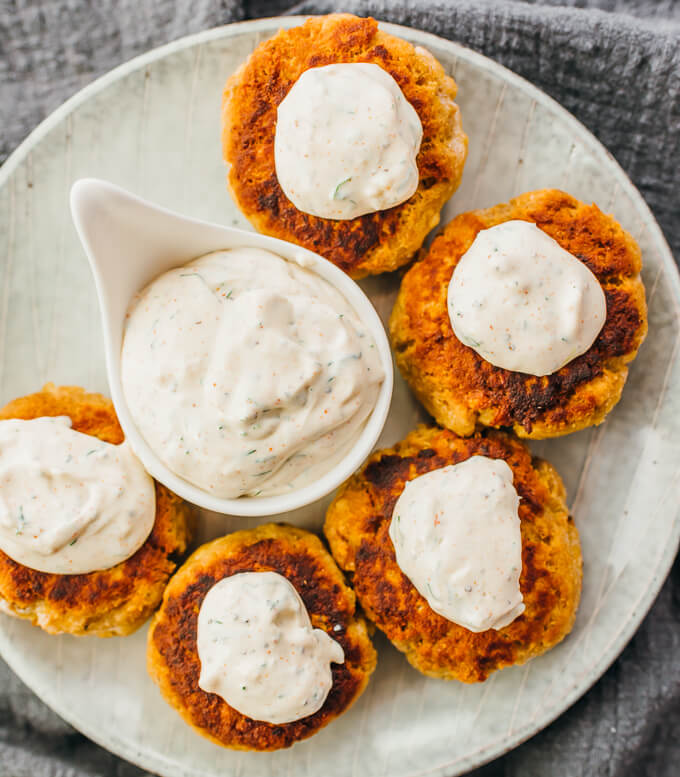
[0,16,678,777]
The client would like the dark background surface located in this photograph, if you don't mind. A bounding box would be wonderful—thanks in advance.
[1,1,679,775]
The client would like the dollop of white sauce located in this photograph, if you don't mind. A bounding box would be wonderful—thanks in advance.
[0,417,155,575]
[121,248,384,499]
[448,220,607,376]
[389,456,525,633]
[197,571,344,724]
[274,63,423,220]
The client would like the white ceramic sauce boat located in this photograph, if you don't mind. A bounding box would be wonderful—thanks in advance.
[70,178,393,517]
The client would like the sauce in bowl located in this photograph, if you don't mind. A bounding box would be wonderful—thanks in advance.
[121,247,385,499]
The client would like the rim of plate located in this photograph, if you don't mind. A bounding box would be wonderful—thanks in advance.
[0,15,678,777]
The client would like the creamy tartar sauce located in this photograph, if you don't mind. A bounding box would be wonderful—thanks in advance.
[0,417,155,575]
[121,248,384,498]
[274,63,423,220]
[389,456,525,633]
[448,220,607,376]
[197,571,344,724]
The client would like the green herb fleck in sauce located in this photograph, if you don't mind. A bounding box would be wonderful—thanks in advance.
[332,177,352,200]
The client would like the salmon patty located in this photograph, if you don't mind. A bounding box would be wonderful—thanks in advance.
[390,189,648,438]
[147,523,376,750]
[222,14,467,278]
[0,384,192,637]
[324,425,582,682]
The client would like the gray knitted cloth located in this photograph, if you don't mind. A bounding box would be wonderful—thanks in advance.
[1,1,679,776]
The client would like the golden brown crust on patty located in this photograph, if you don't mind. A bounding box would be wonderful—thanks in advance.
[324,425,582,682]
[0,384,192,637]
[147,523,377,751]
[390,189,648,438]
[222,14,467,278]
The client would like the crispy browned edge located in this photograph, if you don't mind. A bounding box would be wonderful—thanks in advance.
[0,383,193,637]
[222,13,468,279]
[324,425,582,683]
[147,523,377,751]
[390,189,648,439]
